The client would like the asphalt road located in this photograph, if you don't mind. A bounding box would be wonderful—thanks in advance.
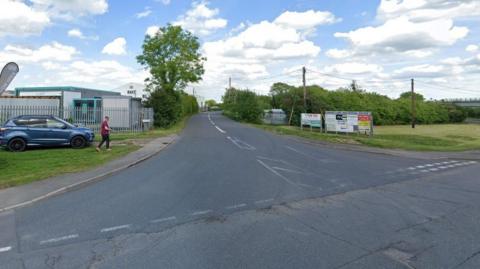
[1,112,480,268]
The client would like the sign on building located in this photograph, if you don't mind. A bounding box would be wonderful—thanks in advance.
[301,113,322,129]
[325,111,373,135]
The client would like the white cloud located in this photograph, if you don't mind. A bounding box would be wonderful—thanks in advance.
[174,1,227,36]
[0,42,77,63]
[145,25,160,37]
[102,38,127,55]
[377,0,480,22]
[334,17,468,56]
[67,28,84,39]
[324,62,383,74]
[274,10,340,30]
[466,44,479,53]
[31,0,108,19]
[0,0,50,37]
[136,7,152,19]
[325,49,352,59]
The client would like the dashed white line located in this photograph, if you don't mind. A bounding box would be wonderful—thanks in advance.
[225,203,247,210]
[150,216,177,224]
[429,168,439,171]
[40,234,79,245]
[191,210,212,216]
[215,126,226,133]
[416,165,425,168]
[255,198,274,204]
[100,224,131,233]
[0,246,12,253]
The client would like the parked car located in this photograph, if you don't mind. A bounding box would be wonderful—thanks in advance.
[0,115,95,152]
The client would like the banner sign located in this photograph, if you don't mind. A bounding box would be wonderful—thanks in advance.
[325,111,372,134]
[301,113,321,128]
[0,62,19,95]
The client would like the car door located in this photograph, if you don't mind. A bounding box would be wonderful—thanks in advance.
[46,118,70,144]
[25,117,49,145]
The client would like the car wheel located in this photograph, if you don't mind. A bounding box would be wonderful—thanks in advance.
[8,138,27,152]
[71,136,86,149]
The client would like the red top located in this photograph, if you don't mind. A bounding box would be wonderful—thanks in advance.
[100,120,109,136]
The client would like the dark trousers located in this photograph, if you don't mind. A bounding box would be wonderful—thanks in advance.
[98,134,110,149]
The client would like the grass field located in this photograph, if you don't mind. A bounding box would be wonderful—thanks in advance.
[0,117,189,189]
[254,123,480,152]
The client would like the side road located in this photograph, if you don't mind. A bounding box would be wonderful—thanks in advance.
[0,135,177,212]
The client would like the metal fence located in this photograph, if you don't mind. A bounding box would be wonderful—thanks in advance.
[0,105,154,133]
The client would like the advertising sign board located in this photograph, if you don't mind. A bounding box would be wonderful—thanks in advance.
[325,111,372,135]
[301,113,321,128]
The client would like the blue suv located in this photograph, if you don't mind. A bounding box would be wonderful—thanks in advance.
[0,115,95,152]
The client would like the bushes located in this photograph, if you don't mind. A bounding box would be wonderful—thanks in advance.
[145,87,198,128]
[222,88,264,123]
[270,83,467,126]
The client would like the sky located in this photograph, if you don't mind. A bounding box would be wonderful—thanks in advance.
[0,0,479,102]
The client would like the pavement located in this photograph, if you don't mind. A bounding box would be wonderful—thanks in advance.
[0,135,176,212]
[0,112,479,268]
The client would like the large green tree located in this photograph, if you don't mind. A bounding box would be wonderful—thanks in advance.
[137,24,205,127]
[137,24,205,91]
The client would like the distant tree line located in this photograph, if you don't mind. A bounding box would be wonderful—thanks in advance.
[222,83,469,125]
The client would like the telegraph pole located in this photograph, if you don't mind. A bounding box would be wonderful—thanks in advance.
[229,77,232,89]
[411,78,416,129]
[302,66,307,111]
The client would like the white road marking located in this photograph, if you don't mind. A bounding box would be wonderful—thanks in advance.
[225,203,247,210]
[429,168,439,171]
[438,166,447,169]
[254,198,274,204]
[100,224,131,233]
[425,164,434,167]
[215,126,226,134]
[420,170,430,173]
[0,246,12,253]
[257,159,300,187]
[416,165,425,168]
[407,167,416,170]
[150,216,177,223]
[40,234,78,245]
[192,210,212,216]
[227,136,255,150]
[272,166,304,174]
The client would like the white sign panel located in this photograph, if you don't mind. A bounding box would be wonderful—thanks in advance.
[301,113,321,128]
[325,111,372,134]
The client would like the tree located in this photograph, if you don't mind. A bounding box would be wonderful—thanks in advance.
[205,99,217,108]
[399,91,424,101]
[137,24,205,92]
[137,24,205,127]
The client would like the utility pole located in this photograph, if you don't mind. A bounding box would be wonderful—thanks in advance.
[229,77,232,89]
[411,78,416,129]
[302,66,307,111]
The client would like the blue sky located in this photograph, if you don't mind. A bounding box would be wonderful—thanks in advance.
[1,0,479,101]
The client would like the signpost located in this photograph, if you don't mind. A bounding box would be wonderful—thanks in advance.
[0,62,19,95]
[301,113,322,131]
[325,111,373,135]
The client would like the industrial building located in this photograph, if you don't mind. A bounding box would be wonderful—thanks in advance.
[15,86,121,108]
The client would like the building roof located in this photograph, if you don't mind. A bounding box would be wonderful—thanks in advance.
[15,86,118,94]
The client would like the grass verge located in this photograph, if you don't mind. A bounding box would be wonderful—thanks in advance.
[0,116,190,189]
[253,123,480,152]
[94,116,188,142]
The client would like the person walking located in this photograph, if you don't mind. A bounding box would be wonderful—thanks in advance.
[96,116,111,152]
